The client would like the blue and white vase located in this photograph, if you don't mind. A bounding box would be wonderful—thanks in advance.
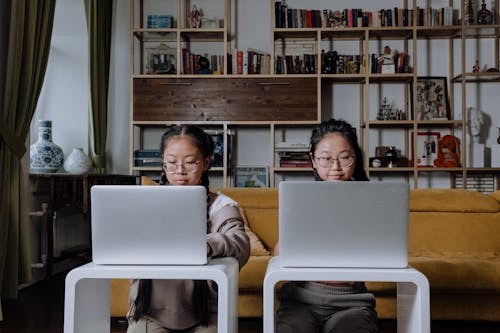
[64,148,93,174]
[30,120,64,173]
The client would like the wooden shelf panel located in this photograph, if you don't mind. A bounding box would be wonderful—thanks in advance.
[368,27,413,39]
[415,120,463,127]
[364,120,414,128]
[321,74,365,83]
[133,77,318,122]
[452,72,500,83]
[368,73,414,83]
[461,24,500,38]
[415,26,461,39]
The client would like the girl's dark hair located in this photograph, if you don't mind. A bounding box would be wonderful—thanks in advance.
[309,118,369,181]
[133,124,214,325]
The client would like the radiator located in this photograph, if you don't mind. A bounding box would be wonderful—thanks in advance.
[52,207,90,257]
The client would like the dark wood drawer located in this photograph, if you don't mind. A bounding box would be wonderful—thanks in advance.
[133,77,318,121]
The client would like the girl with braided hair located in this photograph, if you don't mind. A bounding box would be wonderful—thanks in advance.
[127,125,250,333]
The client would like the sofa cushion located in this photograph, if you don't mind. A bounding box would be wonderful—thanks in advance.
[490,190,500,203]
[239,255,271,290]
[410,253,500,292]
[410,189,500,212]
[239,207,270,256]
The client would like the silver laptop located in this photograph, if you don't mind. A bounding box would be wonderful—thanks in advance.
[279,181,409,268]
[91,185,207,265]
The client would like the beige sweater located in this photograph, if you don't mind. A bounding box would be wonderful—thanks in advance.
[127,192,250,329]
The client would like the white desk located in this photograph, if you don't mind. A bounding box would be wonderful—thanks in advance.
[64,257,238,333]
[263,257,430,333]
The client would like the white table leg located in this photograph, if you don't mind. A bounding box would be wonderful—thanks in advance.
[64,273,110,333]
[397,273,430,333]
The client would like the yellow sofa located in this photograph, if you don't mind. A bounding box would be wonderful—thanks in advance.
[110,187,500,322]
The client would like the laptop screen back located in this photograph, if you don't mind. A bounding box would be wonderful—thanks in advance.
[91,185,207,265]
[279,181,409,268]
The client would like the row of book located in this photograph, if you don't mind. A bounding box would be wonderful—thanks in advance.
[274,51,411,75]
[277,151,311,168]
[321,52,361,75]
[227,49,271,75]
[275,54,316,75]
[181,48,224,75]
[274,2,458,28]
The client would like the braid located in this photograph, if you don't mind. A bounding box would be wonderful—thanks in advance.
[132,279,152,321]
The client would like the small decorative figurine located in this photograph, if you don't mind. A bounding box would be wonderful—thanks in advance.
[189,5,203,28]
[477,0,494,24]
[473,61,480,73]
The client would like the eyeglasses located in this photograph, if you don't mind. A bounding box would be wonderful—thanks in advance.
[314,155,355,168]
[163,161,201,174]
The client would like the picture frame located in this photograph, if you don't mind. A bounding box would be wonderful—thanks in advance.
[145,44,177,74]
[411,131,441,167]
[234,166,269,188]
[412,76,450,120]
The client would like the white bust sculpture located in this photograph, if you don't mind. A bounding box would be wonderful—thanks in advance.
[468,107,484,144]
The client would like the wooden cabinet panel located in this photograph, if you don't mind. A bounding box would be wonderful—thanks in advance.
[133,77,318,121]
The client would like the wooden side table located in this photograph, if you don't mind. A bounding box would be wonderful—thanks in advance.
[29,174,137,277]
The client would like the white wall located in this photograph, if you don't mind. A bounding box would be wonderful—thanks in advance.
[33,0,500,179]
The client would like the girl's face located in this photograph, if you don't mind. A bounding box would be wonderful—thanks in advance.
[162,135,210,186]
[311,132,356,181]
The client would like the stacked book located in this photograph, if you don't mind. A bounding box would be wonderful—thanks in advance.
[275,142,311,168]
[134,150,162,167]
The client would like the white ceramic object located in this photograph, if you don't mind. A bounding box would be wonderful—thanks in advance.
[64,148,93,174]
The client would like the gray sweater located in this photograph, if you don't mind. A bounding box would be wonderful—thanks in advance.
[127,192,250,329]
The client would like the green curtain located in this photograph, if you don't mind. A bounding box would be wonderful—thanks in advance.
[85,0,113,174]
[0,0,56,299]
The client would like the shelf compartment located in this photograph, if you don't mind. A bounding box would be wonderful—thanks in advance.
[368,27,413,39]
[461,24,500,38]
[273,28,319,40]
[321,28,366,40]
[368,73,414,83]
[415,26,461,39]
[415,120,463,127]
[368,167,414,172]
[321,74,366,83]
[180,29,226,42]
[363,120,414,128]
[133,77,318,122]
[452,72,500,83]
[133,29,177,42]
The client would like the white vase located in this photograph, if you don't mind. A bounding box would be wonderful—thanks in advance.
[64,148,93,174]
[30,120,64,173]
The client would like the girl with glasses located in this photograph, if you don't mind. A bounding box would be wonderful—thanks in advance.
[126,125,250,333]
[274,119,377,333]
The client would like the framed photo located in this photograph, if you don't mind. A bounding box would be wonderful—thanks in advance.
[412,76,450,120]
[411,131,441,167]
[145,44,177,74]
[234,166,269,188]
